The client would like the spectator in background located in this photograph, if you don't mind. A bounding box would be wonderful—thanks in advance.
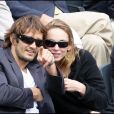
[111,47,114,111]
[101,47,114,113]
[0,15,64,113]
[66,0,114,38]
[0,1,14,46]
[43,19,107,113]
[6,1,113,67]
[66,0,114,66]
[6,1,68,25]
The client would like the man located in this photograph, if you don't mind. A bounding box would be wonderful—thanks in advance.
[0,15,64,113]
[97,47,114,114]
[6,1,68,25]
[6,0,113,67]
[0,1,14,46]
[101,46,114,113]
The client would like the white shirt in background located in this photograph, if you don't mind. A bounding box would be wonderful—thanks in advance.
[71,27,83,49]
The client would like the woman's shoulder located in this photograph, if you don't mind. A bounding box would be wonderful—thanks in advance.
[77,49,96,64]
[79,49,92,58]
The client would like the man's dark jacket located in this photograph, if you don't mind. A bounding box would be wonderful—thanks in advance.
[0,47,64,113]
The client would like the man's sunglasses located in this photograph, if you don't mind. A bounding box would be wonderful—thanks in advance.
[16,34,43,47]
[44,39,68,48]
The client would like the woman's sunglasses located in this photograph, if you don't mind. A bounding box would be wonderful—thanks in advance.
[16,34,43,47]
[44,39,68,48]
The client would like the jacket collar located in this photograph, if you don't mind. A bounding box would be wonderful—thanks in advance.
[4,48,24,87]
[4,47,43,88]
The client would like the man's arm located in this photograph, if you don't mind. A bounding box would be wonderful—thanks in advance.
[0,73,34,109]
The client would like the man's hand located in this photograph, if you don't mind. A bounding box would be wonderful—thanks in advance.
[31,87,43,102]
[37,47,58,76]
[40,14,53,26]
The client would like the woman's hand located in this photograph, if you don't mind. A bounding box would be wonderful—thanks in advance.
[64,78,86,96]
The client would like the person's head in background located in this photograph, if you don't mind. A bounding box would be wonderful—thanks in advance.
[3,15,46,66]
[44,19,79,77]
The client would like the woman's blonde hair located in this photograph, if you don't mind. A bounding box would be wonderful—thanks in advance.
[45,19,79,78]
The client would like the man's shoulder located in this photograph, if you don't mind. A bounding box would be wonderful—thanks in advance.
[0,47,9,62]
[0,47,3,50]
[0,47,5,56]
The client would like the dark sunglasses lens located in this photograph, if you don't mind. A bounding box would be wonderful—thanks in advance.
[36,40,43,47]
[44,40,68,48]
[17,34,44,47]
[44,40,55,47]
[19,35,34,44]
[58,42,68,48]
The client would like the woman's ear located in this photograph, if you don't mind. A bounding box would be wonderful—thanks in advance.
[67,45,71,52]
[10,34,18,46]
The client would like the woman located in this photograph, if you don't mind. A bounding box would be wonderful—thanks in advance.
[43,19,108,113]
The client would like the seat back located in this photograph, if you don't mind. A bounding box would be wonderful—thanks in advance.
[100,64,112,98]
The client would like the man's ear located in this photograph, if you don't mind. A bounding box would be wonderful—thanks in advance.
[10,34,18,46]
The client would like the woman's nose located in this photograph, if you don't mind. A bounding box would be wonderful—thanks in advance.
[54,44,60,50]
